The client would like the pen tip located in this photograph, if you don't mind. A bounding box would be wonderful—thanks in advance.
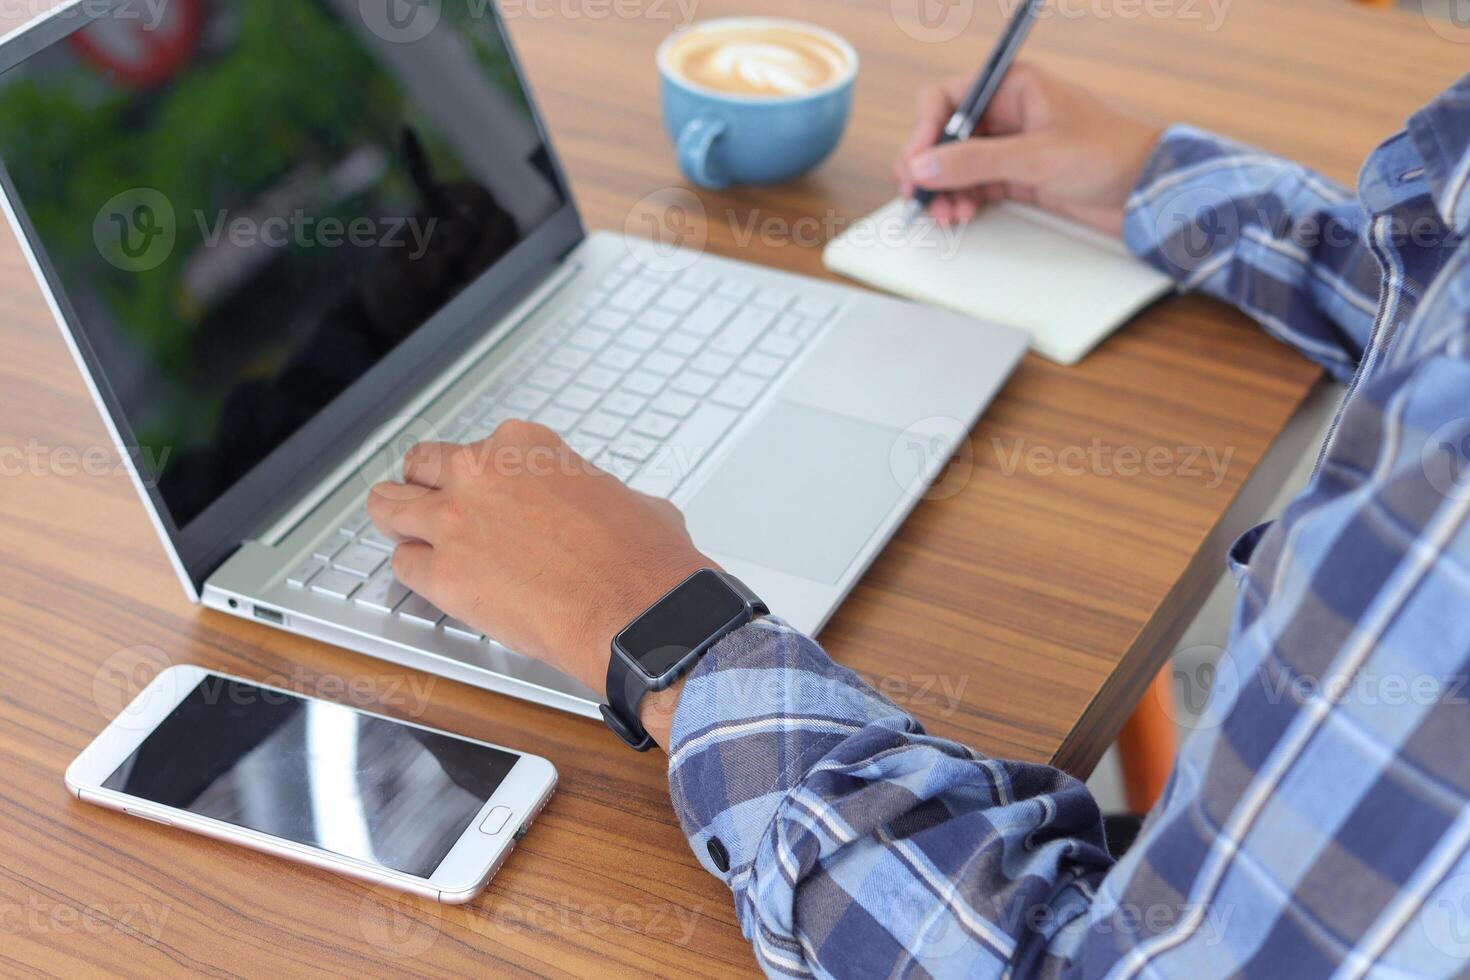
[899,199,924,229]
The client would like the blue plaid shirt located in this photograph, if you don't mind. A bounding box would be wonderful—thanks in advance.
[664,74,1470,977]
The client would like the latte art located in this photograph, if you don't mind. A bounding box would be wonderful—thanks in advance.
[667,26,850,97]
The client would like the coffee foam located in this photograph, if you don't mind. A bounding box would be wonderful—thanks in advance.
[667,25,850,98]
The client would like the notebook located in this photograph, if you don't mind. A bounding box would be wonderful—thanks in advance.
[823,199,1175,366]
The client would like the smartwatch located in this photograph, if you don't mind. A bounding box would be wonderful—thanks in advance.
[601,568,767,751]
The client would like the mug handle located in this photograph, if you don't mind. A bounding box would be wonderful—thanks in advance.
[676,116,730,190]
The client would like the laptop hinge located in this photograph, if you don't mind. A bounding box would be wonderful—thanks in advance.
[253,257,586,547]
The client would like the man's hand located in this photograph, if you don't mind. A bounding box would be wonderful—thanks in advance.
[366,421,712,746]
[893,64,1163,236]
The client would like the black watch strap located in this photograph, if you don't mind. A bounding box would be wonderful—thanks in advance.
[600,654,658,751]
[600,571,767,752]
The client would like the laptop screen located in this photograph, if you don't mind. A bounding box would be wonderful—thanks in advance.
[0,0,568,529]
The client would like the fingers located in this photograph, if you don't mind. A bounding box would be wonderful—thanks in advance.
[920,187,987,228]
[401,440,461,489]
[367,481,443,544]
[390,540,435,595]
[907,133,1051,193]
[906,78,961,156]
[895,74,975,192]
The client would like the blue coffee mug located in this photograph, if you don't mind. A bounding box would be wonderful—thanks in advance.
[656,19,858,190]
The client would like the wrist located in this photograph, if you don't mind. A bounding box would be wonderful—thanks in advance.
[638,680,685,751]
[571,549,716,697]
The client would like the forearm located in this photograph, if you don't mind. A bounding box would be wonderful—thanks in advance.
[1122,125,1380,382]
[665,618,1114,977]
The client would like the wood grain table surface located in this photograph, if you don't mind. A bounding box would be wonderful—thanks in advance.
[1,0,1463,975]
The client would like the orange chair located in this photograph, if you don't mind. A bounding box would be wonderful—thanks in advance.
[1115,668,1177,814]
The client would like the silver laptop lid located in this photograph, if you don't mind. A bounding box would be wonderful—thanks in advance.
[0,0,583,598]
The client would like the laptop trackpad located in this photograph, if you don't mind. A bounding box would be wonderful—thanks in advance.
[683,402,904,585]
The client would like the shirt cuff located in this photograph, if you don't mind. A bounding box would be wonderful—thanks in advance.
[665,617,917,884]
[1122,123,1265,285]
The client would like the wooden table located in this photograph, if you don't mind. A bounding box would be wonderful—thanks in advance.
[0,0,1461,974]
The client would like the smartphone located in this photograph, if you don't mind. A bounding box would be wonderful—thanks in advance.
[66,665,557,904]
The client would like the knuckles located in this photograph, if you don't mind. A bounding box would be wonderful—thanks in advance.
[490,417,556,449]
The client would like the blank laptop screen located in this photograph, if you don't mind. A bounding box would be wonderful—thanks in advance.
[0,0,567,527]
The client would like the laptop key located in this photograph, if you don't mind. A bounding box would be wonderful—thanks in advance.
[637,308,679,332]
[793,297,838,320]
[691,351,735,376]
[642,351,685,376]
[740,353,784,379]
[355,569,410,613]
[588,309,631,331]
[556,385,602,412]
[313,538,345,562]
[600,453,642,481]
[662,332,703,357]
[683,297,737,337]
[711,373,766,410]
[710,309,775,358]
[753,287,796,311]
[601,391,647,417]
[609,279,661,312]
[617,327,660,352]
[569,326,614,351]
[337,510,370,537]
[670,402,740,462]
[656,287,701,313]
[287,560,325,588]
[535,405,582,433]
[774,314,806,337]
[595,346,639,372]
[504,385,550,414]
[631,411,679,440]
[575,364,622,391]
[398,594,445,627]
[671,372,717,398]
[580,412,626,439]
[679,267,720,290]
[547,346,592,372]
[622,371,665,397]
[443,617,484,641]
[566,432,607,462]
[715,279,756,301]
[525,365,571,392]
[334,544,386,578]
[360,527,395,551]
[651,391,698,419]
[758,333,803,358]
[311,570,362,600]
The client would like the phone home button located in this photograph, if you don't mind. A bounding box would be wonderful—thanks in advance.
[479,806,512,835]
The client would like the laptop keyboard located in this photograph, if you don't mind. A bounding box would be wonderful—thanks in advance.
[284,256,841,631]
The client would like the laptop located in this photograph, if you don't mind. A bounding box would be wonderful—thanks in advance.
[0,0,1025,717]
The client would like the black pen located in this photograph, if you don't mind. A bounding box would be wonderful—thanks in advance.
[901,0,1043,228]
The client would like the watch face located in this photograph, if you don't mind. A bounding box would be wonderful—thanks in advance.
[617,570,748,680]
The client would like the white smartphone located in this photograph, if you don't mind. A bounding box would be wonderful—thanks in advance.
[66,665,557,904]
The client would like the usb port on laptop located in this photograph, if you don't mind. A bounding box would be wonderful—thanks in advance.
[253,606,285,625]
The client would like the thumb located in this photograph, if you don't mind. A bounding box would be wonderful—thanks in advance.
[908,133,1052,191]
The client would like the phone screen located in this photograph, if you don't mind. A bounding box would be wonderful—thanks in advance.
[102,677,518,877]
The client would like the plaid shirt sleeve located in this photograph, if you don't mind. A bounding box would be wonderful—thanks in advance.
[665,122,1470,978]
[1121,125,1381,383]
